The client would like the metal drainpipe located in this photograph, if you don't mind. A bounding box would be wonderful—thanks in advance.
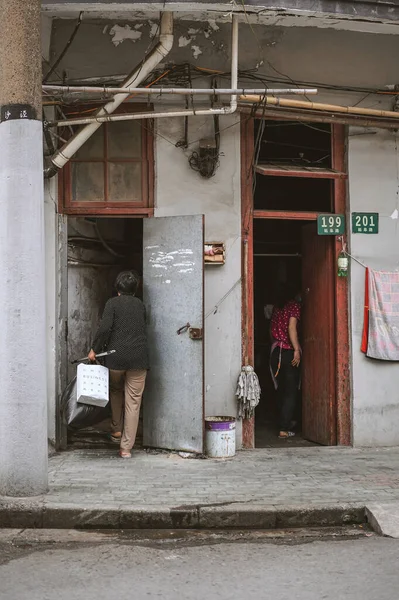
[44,15,239,132]
[44,12,174,178]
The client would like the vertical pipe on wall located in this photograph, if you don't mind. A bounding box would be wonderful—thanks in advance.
[0,0,48,494]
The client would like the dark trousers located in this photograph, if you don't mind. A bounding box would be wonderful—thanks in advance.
[271,348,300,431]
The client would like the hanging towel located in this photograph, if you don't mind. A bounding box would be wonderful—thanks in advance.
[236,366,261,419]
[362,268,399,360]
[361,267,369,354]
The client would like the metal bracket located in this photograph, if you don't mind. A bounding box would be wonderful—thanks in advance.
[189,328,203,340]
[177,323,190,335]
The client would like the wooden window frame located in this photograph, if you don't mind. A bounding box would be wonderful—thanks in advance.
[58,104,154,216]
[240,116,351,448]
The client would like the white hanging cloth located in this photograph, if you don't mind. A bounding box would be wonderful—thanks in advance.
[236,365,261,419]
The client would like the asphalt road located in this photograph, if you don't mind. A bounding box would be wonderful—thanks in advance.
[0,528,398,600]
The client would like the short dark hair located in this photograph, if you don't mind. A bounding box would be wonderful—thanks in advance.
[115,270,140,295]
[275,282,296,309]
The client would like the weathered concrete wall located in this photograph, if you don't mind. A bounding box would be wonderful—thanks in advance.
[67,219,125,381]
[0,0,48,495]
[348,128,399,447]
[154,115,242,444]
[42,1,399,37]
[50,18,398,110]
[44,178,58,444]
[46,15,399,447]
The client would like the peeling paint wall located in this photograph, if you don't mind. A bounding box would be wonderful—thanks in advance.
[50,19,399,111]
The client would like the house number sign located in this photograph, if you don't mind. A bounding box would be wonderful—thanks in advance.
[317,214,345,236]
[352,213,379,234]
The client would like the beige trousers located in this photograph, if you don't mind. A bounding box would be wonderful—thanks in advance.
[109,369,147,451]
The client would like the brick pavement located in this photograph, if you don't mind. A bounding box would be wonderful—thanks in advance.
[42,446,399,509]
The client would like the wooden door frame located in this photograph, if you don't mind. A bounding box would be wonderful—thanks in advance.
[240,116,351,448]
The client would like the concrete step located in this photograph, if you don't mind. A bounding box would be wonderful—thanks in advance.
[0,500,367,530]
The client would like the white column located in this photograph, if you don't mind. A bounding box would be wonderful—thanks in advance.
[0,0,48,495]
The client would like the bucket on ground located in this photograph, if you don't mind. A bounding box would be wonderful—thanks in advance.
[205,417,236,458]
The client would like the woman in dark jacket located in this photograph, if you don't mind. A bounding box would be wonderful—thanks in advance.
[88,271,149,458]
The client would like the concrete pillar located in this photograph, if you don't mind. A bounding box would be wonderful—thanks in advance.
[0,0,48,495]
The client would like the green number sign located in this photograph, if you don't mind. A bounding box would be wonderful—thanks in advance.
[352,213,379,234]
[317,214,345,236]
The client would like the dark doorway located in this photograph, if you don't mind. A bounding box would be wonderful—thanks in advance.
[66,216,143,449]
[254,219,318,448]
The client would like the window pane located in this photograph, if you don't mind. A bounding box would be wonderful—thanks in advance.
[74,127,104,159]
[108,163,142,203]
[253,176,332,212]
[72,163,105,202]
[108,121,142,159]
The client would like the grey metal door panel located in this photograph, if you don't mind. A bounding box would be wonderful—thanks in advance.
[143,215,204,453]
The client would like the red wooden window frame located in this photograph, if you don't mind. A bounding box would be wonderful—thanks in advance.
[58,105,154,216]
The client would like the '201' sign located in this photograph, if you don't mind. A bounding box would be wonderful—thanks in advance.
[352,213,379,234]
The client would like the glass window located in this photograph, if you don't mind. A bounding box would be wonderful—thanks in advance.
[63,114,151,212]
[71,163,105,202]
[108,163,142,202]
[108,121,142,159]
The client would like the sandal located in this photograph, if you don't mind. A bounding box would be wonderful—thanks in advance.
[279,431,296,439]
[108,433,122,444]
[119,450,132,459]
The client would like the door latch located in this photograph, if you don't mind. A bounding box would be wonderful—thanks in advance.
[189,328,203,340]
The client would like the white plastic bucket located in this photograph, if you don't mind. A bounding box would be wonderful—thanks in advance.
[205,417,236,458]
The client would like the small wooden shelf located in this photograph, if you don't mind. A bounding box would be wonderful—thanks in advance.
[204,242,225,265]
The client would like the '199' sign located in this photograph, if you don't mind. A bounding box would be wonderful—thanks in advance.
[317,214,345,236]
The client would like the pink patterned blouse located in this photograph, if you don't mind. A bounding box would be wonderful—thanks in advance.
[271,301,301,350]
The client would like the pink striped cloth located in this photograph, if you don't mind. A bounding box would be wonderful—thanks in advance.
[366,269,399,360]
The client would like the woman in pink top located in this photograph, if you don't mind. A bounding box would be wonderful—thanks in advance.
[270,283,301,439]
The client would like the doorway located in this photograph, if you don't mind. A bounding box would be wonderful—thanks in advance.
[254,219,311,447]
[254,217,338,447]
[61,214,205,454]
[241,117,351,448]
[66,216,143,449]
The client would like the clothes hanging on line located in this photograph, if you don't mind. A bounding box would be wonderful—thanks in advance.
[361,267,399,360]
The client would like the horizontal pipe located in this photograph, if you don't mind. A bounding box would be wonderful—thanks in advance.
[49,16,240,130]
[49,107,236,127]
[240,94,399,121]
[43,85,318,96]
[238,105,399,130]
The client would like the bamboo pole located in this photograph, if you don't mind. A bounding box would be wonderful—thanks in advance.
[239,95,399,120]
[238,105,399,129]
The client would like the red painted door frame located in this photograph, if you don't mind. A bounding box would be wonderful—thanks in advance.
[240,116,351,448]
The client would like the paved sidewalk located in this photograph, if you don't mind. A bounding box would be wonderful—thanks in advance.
[2,446,399,529]
[46,446,399,507]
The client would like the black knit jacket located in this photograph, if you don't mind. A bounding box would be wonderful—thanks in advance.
[92,295,149,371]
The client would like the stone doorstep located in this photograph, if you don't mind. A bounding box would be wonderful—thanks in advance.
[0,500,367,531]
[365,504,399,539]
